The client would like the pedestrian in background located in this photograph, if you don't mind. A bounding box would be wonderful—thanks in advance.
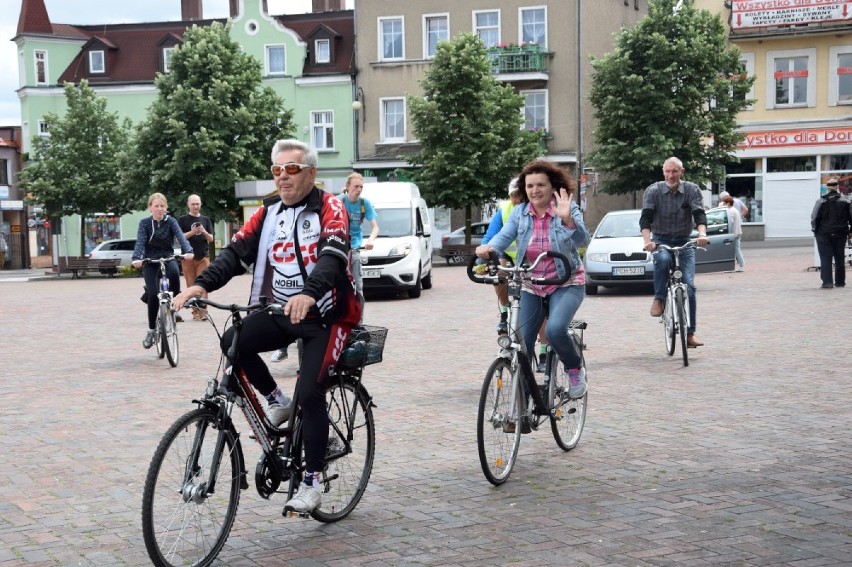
[721,194,745,272]
[178,194,215,320]
[811,178,852,289]
[720,190,749,221]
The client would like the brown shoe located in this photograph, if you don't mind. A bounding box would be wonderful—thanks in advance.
[650,298,664,317]
[686,334,703,348]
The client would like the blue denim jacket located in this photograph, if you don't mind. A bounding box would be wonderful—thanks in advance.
[487,201,590,279]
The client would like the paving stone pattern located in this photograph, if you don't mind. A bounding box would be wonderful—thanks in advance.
[0,244,849,566]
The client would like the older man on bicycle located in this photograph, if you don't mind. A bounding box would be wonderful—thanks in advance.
[174,139,361,515]
[640,157,708,348]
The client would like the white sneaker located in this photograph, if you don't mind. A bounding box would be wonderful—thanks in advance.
[269,348,288,362]
[266,402,291,427]
[734,266,744,272]
[284,483,321,514]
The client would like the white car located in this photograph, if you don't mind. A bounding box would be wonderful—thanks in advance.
[87,239,137,266]
[583,208,735,295]
[87,239,183,268]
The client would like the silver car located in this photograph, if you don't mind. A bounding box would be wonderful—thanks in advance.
[583,208,735,295]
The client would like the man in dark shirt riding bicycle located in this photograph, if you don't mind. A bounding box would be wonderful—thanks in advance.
[640,157,709,348]
[174,139,361,515]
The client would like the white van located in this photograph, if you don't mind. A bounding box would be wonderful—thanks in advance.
[358,182,433,298]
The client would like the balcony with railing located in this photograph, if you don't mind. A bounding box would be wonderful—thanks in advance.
[486,44,549,81]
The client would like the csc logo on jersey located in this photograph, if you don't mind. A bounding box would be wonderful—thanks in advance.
[271,241,318,264]
[331,326,348,360]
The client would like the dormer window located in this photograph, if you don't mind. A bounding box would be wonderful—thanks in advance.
[163,47,176,73]
[315,39,330,64]
[307,25,339,66]
[156,34,183,74]
[89,50,105,74]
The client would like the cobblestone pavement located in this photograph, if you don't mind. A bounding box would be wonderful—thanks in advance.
[1,243,850,566]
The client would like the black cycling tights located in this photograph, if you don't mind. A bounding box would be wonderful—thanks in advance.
[221,311,352,473]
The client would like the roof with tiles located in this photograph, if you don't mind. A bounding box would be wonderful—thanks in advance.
[56,20,224,85]
[17,0,354,86]
[278,10,355,76]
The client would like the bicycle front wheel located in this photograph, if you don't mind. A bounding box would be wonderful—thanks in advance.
[477,358,522,485]
[159,304,179,367]
[662,293,675,356]
[155,309,165,360]
[142,407,241,567]
[312,378,375,523]
[676,287,689,367]
[550,338,588,451]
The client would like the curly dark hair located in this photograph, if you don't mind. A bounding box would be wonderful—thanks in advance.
[515,160,575,204]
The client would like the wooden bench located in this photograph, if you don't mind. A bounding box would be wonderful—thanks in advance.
[45,257,121,279]
[438,244,478,265]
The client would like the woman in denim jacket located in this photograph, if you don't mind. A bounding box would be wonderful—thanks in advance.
[476,160,591,398]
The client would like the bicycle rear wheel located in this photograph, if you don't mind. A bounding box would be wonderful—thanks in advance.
[477,358,522,485]
[312,378,375,523]
[662,293,675,356]
[142,407,241,567]
[676,287,689,367]
[160,304,179,367]
[550,335,588,451]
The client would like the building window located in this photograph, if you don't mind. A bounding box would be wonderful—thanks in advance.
[522,90,548,131]
[0,159,8,186]
[35,50,47,85]
[89,50,105,74]
[474,10,500,48]
[829,46,852,106]
[379,17,404,61]
[737,53,755,110]
[38,120,50,137]
[266,45,286,75]
[766,49,816,109]
[315,39,330,64]
[423,14,449,59]
[311,111,335,151]
[520,7,546,47]
[381,98,405,142]
[163,47,176,73]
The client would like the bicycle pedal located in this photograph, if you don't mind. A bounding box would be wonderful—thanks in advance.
[282,509,312,519]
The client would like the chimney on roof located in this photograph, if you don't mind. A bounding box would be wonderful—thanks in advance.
[181,0,204,20]
[313,0,344,12]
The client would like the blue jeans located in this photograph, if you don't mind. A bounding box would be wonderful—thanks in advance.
[519,285,584,370]
[652,236,697,335]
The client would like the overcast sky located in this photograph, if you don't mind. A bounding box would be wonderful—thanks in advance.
[1,0,353,126]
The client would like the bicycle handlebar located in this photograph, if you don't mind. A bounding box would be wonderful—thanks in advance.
[467,250,572,286]
[654,240,706,253]
[138,254,186,265]
[187,296,283,316]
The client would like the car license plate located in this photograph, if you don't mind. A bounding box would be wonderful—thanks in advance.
[362,269,381,278]
[612,266,644,276]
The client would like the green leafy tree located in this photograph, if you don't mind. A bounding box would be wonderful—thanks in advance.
[587,0,754,195]
[124,22,294,220]
[19,80,132,255]
[408,33,543,242]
